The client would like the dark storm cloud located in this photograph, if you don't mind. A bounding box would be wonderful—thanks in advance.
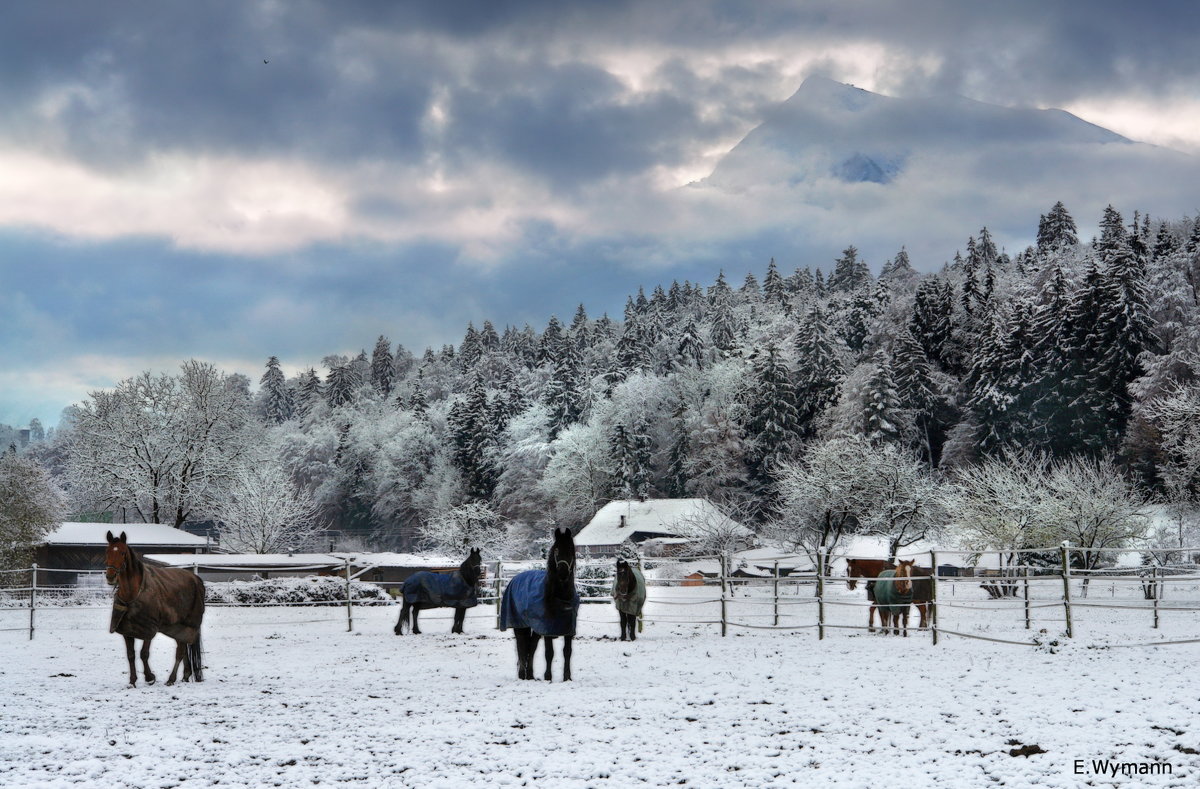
[5,1,1197,187]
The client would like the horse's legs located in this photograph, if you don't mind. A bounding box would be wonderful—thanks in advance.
[542,636,555,681]
[618,612,627,641]
[527,632,541,680]
[140,635,156,685]
[562,636,572,682]
[514,629,528,679]
[411,606,421,635]
[166,640,186,685]
[451,607,465,634]
[124,636,138,687]
[868,604,877,633]
[901,607,909,638]
[394,602,410,635]
[917,602,929,629]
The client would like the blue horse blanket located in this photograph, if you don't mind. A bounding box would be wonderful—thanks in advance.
[402,571,478,608]
[874,570,913,615]
[499,569,580,636]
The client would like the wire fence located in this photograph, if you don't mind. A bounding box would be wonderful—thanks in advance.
[5,543,1200,648]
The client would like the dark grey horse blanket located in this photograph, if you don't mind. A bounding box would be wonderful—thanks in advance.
[874,569,913,615]
[612,566,646,616]
[402,570,478,608]
[499,569,580,637]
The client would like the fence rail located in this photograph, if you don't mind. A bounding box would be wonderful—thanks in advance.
[7,543,1200,648]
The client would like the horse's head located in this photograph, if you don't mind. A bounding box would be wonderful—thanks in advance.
[615,558,632,594]
[548,527,576,601]
[105,531,130,586]
[895,559,915,596]
[461,547,483,585]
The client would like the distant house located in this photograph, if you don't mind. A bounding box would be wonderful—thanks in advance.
[36,522,211,587]
[575,499,751,557]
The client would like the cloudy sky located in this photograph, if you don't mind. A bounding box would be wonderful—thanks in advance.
[3,0,1200,430]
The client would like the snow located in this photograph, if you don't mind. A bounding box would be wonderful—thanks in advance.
[144,553,341,569]
[42,522,209,548]
[4,575,1200,787]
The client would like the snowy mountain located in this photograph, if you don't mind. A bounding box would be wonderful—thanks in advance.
[701,75,1137,191]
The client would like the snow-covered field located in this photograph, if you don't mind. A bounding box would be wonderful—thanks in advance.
[4,580,1200,788]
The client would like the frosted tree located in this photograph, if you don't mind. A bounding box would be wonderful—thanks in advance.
[745,343,801,497]
[768,436,891,573]
[1037,201,1078,254]
[214,451,322,554]
[793,305,844,436]
[939,451,1055,596]
[421,501,513,556]
[370,336,396,397]
[68,361,252,527]
[0,451,65,573]
[295,368,324,420]
[862,348,903,446]
[857,444,943,560]
[260,356,293,424]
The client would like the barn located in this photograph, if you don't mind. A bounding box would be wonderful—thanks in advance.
[575,498,751,557]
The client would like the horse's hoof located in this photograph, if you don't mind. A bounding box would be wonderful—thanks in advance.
[165,679,175,687]
[146,678,156,686]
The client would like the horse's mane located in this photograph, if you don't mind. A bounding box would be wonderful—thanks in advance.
[543,532,575,616]
[125,542,146,582]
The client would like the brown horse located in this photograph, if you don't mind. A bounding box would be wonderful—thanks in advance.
[846,558,933,631]
[105,531,205,687]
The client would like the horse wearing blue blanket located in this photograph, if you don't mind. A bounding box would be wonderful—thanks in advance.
[500,528,580,681]
[393,548,482,635]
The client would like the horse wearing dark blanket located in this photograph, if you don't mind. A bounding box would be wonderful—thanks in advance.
[500,528,580,681]
[393,548,482,635]
[847,557,933,631]
[104,531,205,687]
[612,558,646,642]
[875,559,915,637]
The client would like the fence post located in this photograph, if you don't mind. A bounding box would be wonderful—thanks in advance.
[1023,566,1031,630]
[494,560,503,630]
[815,552,825,641]
[345,559,353,632]
[773,560,780,627]
[1153,566,1160,630]
[929,551,938,646]
[29,563,37,641]
[719,553,728,637]
[1060,541,1073,639]
[637,555,645,634]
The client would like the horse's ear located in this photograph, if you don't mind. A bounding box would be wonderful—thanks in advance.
[106,530,115,543]
[118,531,127,543]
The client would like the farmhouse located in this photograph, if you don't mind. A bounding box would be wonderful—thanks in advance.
[35,522,211,587]
[575,498,752,557]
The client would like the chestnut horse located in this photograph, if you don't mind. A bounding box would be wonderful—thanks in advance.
[105,531,205,687]
[846,557,933,631]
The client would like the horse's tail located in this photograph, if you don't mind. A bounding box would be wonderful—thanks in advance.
[394,601,410,635]
[188,633,204,682]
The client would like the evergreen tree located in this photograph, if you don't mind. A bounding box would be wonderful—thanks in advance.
[892,328,940,463]
[370,336,395,397]
[763,258,787,307]
[794,306,844,435]
[666,404,691,497]
[538,315,565,365]
[326,362,356,408]
[908,279,954,369]
[746,343,801,492]
[828,246,871,292]
[1037,201,1078,254]
[448,375,499,500]
[543,354,582,439]
[709,296,737,359]
[295,368,323,418]
[863,348,902,446]
[459,323,483,369]
[480,320,501,352]
[1096,204,1128,261]
[409,371,429,419]
[674,319,706,369]
[260,356,293,424]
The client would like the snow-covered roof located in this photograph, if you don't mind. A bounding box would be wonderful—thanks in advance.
[144,553,341,569]
[576,499,750,547]
[43,522,209,548]
[331,552,461,569]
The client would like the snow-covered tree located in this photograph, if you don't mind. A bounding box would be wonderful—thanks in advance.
[214,451,322,554]
[0,451,65,572]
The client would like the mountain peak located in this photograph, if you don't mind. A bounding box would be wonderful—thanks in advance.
[786,76,881,112]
